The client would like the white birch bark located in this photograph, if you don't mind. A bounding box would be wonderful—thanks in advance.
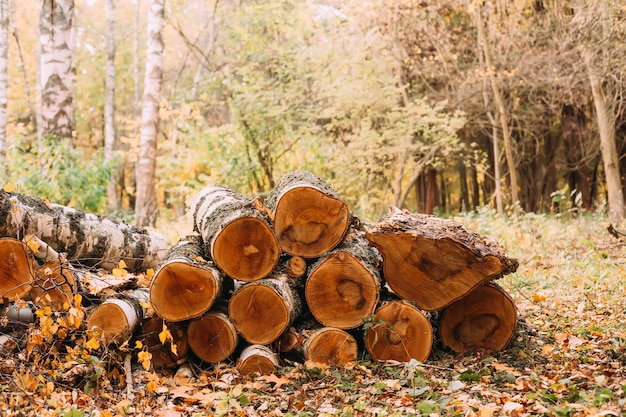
[0,0,7,176]
[135,0,164,227]
[105,0,118,210]
[38,0,75,139]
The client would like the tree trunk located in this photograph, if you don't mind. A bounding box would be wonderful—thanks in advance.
[150,235,225,322]
[228,275,302,345]
[187,309,238,363]
[0,190,167,272]
[438,284,516,354]
[104,0,118,210]
[135,316,188,369]
[364,300,432,363]
[31,258,77,311]
[305,230,381,329]
[265,170,351,258]
[237,344,279,375]
[365,207,518,311]
[0,238,35,302]
[0,0,7,177]
[87,288,149,345]
[39,0,75,140]
[190,185,279,282]
[135,0,164,227]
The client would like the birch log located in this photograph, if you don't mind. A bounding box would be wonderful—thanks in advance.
[87,288,150,345]
[0,238,35,302]
[0,190,167,272]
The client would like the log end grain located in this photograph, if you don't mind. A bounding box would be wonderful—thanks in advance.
[365,301,433,363]
[31,259,77,311]
[439,285,517,354]
[187,312,238,363]
[0,238,35,302]
[87,302,132,345]
[238,344,279,375]
[303,327,358,366]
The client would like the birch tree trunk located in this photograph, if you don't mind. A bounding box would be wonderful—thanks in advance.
[39,0,75,140]
[104,0,118,210]
[0,0,7,177]
[135,0,164,227]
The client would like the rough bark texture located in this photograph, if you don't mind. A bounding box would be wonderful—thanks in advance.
[86,288,149,345]
[439,284,517,354]
[150,235,225,322]
[191,185,279,281]
[237,344,279,375]
[187,310,238,363]
[228,275,302,345]
[265,170,351,258]
[0,238,35,302]
[365,207,518,311]
[305,230,381,329]
[135,316,188,369]
[0,190,167,272]
[365,300,433,363]
[31,258,77,310]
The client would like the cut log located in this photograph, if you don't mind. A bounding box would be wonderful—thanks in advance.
[135,316,188,369]
[265,171,351,258]
[31,258,77,310]
[0,190,167,272]
[237,344,279,375]
[305,231,381,329]
[228,275,302,344]
[187,309,239,363]
[86,288,149,345]
[190,185,279,282]
[439,284,517,354]
[303,327,358,366]
[365,300,433,363]
[150,235,226,322]
[0,301,35,330]
[365,207,519,311]
[0,238,35,302]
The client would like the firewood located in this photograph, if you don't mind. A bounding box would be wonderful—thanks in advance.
[265,171,351,258]
[365,207,518,311]
[438,284,517,354]
[31,258,77,310]
[0,301,35,330]
[305,230,381,329]
[237,344,279,375]
[0,190,167,272]
[0,238,35,302]
[228,275,302,345]
[187,309,239,363]
[190,185,280,282]
[302,327,358,366]
[86,288,149,345]
[364,300,433,363]
[150,235,226,322]
[135,316,188,369]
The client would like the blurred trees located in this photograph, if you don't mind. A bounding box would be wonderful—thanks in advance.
[0,0,625,223]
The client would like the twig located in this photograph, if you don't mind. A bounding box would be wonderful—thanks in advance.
[607,223,626,239]
[125,352,134,400]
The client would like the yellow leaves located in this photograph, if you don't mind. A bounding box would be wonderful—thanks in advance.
[135,340,144,349]
[14,371,38,394]
[86,337,101,351]
[138,350,152,370]
[3,182,14,192]
[113,260,129,279]
[159,323,178,355]
[24,235,41,253]
[532,293,546,303]
[146,268,155,279]
[146,379,159,394]
[43,198,52,209]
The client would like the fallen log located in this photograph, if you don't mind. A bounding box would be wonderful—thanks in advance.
[365,207,518,311]
[190,185,279,282]
[150,235,226,322]
[0,190,167,272]
[31,258,78,310]
[438,284,517,354]
[0,238,35,302]
[364,300,433,363]
[237,344,279,375]
[86,288,149,345]
[187,308,239,363]
[0,301,35,330]
[265,171,351,258]
[305,231,381,329]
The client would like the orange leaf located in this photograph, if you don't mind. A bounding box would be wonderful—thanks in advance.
[3,183,14,192]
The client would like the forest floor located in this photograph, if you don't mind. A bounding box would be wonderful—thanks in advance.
[1,209,626,416]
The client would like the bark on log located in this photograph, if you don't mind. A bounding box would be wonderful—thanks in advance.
[305,231,381,329]
[135,316,188,369]
[86,288,149,345]
[228,275,302,345]
[0,190,167,272]
[31,258,77,310]
[190,185,279,282]
[265,171,351,258]
[438,284,517,354]
[365,207,518,311]
[365,300,433,363]
[0,301,35,330]
[187,309,239,363]
[0,238,35,302]
[150,235,226,322]
[237,344,279,375]
[303,327,358,366]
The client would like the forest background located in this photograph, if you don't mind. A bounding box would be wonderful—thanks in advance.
[2,0,626,228]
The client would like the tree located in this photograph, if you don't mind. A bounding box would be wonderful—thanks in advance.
[105,0,117,210]
[38,0,75,141]
[0,0,7,177]
[135,0,164,227]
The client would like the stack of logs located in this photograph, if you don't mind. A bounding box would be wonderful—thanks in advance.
[0,171,519,375]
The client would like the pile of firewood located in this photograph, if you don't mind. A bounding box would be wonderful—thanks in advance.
[0,171,519,374]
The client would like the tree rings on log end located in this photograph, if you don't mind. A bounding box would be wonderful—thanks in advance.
[365,301,432,363]
[273,187,350,258]
[306,252,379,329]
[87,302,133,345]
[439,285,517,354]
[0,238,35,302]
[303,327,358,366]
[238,344,279,375]
[187,312,238,363]
[213,217,279,282]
